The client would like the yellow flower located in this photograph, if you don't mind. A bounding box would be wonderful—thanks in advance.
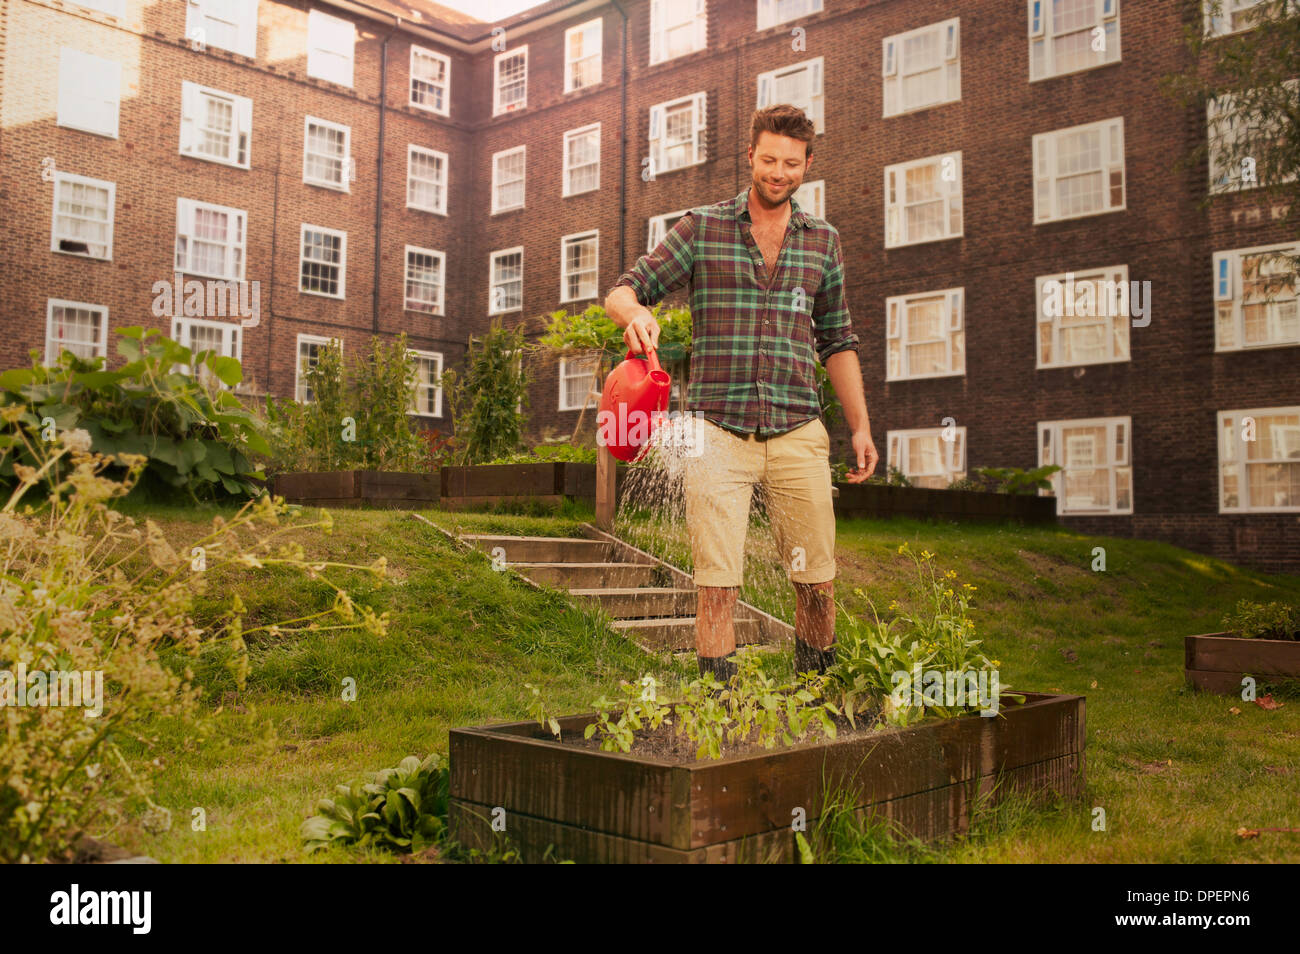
[963,583,976,591]
[945,569,958,580]
[991,660,1001,668]
[897,544,907,555]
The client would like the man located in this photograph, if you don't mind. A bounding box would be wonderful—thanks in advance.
[605,104,877,681]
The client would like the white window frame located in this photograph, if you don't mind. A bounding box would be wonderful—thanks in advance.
[1037,415,1133,515]
[650,0,707,65]
[491,146,526,214]
[1213,242,1300,352]
[647,209,690,251]
[649,92,707,175]
[559,353,601,411]
[883,18,960,118]
[489,247,524,315]
[57,47,120,138]
[756,56,824,133]
[1204,0,1269,37]
[493,46,528,116]
[174,197,248,281]
[171,315,242,387]
[51,172,115,260]
[45,299,108,363]
[884,152,963,248]
[757,0,823,31]
[303,115,351,192]
[186,0,259,59]
[563,123,601,197]
[887,427,967,488]
[1033,117,1125,223]
[307,8,355,87]
[1206,81,1300,194]
[1218,406,1300,513]
[885,288,965,381]
[565,18,603,92]
[407,145,448,214]
[179,81,252,169]
[408,349,444,418]
[1036,265,1133,369]
[794,179,824,219]
[295,334,340,403]
[1028,0,1121,82]
[409,45,450,116]
[560,230,600,304]
[404,245,446,315]
[299,224,347,299]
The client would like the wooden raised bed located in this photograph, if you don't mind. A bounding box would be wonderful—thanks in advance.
[1185,632,1300,694]
[440,462,626,510]
[270,470,439,509]
[834,483,1056,524]
[448,691,1084,863]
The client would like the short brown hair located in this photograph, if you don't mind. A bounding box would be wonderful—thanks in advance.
[750,104,815,158]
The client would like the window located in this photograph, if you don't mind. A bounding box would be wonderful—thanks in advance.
[186,0,258,59]
[171,316,242,389]
[410,46,450,115]
[1036,266,1132,367]
[1029,0,1120,81]
[45,299,108,362]
[1038,416,1132,515]
[565,19,602,92]
[648,209,691,251]
[887,427,966,489]
[1033,118,1125,223]
[1219,406,1300,512]
[303,116,351,191]
[1205,0,1269,37]
[794,179,824,219]
[884,152,962,248]
[1213,244,1300,352]
[296,334,340,403]
[407,145,448,213]
[756,57,824,133]
[560,354,601,411]
[757,0,823,31]
[489,248,523,314]
[883,18,960,117]
[649,93,707,175]
[180,82,251,168]
[563,124,601,196]
[307,9,354,87]
[561,231,599,303]
[405,245,445,314]
[493,47,528,115]
[650,0,707,65]
[491,146,525,213]
[51,172,114,260]
[57,48,120,138]
[409,350,444,417]
[1206,82,1299,193]
[175,198,246,280]
[76,0,125,16]
[300,225,346,298]
[885,288,964,380]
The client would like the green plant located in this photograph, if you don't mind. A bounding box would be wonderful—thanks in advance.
[484,443,598,465]
[525,682,561,739]
[301,753,448,854]
[0,329,269,501]
[442,321,531,465]
[864,465,912,487]
[1221,599,1300,641]
[971,465,1061,495]
[584,676,672,753]
[540,302,693,362]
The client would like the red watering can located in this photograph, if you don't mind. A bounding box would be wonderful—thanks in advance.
[597,347,672,462]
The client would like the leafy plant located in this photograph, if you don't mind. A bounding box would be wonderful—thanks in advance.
[864,465,912,487]
[584,676,673,753]
[1221,599,1300,641]
[540,302,693,362]
[525,682,562,740]
[971,465,1060,495]
[301,753,449,854]
[484,443,598,465]
[441,321,531,465]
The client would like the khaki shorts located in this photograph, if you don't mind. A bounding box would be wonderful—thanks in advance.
[683,416,837,588]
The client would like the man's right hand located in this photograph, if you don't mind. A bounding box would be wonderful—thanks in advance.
[624,311,661,355]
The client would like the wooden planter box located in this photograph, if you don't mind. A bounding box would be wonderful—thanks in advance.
[440,463,626,510]
[270,470,440,509]
[1184,632,1300,694]
[448,691,1084,863]
[833,483,1057,524]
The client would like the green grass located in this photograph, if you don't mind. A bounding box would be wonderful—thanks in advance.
[112,502,1300,863]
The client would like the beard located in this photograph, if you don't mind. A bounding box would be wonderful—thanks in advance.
[753,175,797,205]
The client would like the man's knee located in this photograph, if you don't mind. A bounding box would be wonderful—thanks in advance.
[794,580,834,607]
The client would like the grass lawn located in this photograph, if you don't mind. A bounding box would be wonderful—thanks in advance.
[113,498,1300,863]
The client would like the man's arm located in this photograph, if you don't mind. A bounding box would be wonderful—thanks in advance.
[606,213,696,354]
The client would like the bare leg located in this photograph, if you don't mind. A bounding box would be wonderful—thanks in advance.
[696,585,739,659]
[794,580,835,650]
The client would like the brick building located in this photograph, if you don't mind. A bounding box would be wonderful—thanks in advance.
[1,0,1297,571]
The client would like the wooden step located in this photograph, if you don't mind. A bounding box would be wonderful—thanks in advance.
[610,616,761,652]
[513,562,658,588]
[569,587,696,619]
[459,534,649,565]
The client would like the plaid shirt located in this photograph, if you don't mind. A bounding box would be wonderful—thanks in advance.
[612,187,858,437]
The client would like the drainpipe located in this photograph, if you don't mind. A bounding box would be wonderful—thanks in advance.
[374,18,402,334]
[610,0,628,276]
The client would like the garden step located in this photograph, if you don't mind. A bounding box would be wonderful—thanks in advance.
[512,562,659,588]
[569,587,697,618]
[610,616,761,652]
[459,534,652,565]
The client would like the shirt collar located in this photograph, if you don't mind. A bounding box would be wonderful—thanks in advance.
[736,186,811,229]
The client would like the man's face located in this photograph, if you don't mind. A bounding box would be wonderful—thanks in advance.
[748,131,812,206]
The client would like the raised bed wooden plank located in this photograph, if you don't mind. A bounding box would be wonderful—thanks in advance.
[1185,633,1300,677]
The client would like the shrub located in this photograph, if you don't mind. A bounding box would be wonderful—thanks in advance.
[539,302,692,361]
[483,443,597,465]
[969,465,1060,495]
[1221,599,1300,641]
[442,321,530,465]
[302,753,448,854]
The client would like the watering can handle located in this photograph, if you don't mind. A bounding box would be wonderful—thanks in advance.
[625,346,663,373]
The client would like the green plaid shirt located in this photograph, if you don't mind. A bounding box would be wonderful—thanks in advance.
[612,187,858,437]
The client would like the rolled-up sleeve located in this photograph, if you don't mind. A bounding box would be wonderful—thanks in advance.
[611,212,696,306]
[812,227,859,363]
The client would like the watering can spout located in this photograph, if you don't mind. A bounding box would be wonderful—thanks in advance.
[597,346,673,462]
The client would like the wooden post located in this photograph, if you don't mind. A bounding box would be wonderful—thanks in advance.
[596,443,616,529]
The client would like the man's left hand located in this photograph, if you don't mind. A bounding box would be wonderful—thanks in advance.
[844,429,878,483]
